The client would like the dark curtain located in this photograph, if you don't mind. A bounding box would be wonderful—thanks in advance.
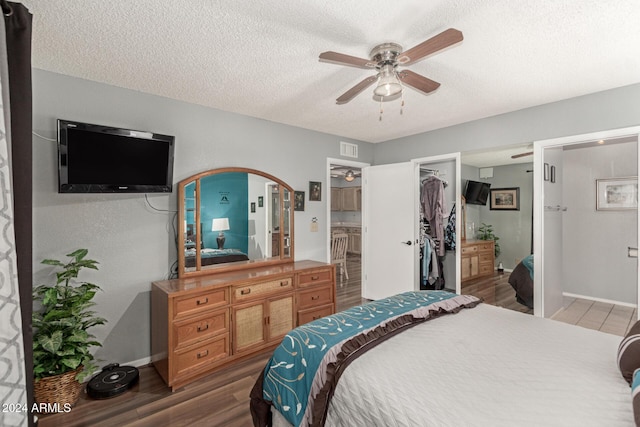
[2,1,33,425]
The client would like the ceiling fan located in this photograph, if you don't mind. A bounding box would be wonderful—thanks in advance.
[331,166,362,182]
[319,28,463,105]
[511,144,535,159]
[511,152,533,159]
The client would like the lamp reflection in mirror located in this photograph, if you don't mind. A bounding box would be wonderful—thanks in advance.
[212,217,230,249]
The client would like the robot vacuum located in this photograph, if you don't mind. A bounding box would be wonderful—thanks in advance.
[86,363,139,399]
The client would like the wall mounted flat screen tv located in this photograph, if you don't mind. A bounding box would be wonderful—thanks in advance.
[57,119,175,193]
[463,180,491,205]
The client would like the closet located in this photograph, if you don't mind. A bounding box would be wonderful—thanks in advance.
[362,156,460,301]
[418,162,457,291]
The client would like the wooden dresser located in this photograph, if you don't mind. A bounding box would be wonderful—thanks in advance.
[151,260,335,390]
[461,240,495,283]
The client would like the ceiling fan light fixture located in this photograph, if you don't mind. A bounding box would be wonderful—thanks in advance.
[373,64,402,97]
[344,170,356,182]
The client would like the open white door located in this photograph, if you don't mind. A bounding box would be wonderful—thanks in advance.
[362,162,416,300]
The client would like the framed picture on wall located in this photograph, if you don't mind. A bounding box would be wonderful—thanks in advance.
[294,191,305,211]
[490,187,520,210]
[309,181,321,201]
[596,177,638,210]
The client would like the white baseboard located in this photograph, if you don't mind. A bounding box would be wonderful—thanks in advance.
[123,356,152,367]
[562,292,637,309]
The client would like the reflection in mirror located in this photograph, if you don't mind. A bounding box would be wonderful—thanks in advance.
[178,168,294,277]
[461,144,535,313]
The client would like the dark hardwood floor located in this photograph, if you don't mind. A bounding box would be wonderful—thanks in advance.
[461,270,533,315]
[39,255,530,427]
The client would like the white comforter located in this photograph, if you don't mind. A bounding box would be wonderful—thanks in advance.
[320,304,633,427]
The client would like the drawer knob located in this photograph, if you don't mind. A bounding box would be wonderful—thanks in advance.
[197,323,209,332]
[196,297,208,305]
[280,281,288,287]
[311,275,319,280]
[197,350,209,359]
[241,288,251,295]
[311,295,320,300]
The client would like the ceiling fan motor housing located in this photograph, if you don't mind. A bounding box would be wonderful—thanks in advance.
[370,43,403,67]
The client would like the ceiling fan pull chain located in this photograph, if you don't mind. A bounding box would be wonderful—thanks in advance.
[379,98,383,121]
[400,91,404,115]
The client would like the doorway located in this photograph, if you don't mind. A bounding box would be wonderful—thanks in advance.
[534,127,640,321]
[327,158,369,311]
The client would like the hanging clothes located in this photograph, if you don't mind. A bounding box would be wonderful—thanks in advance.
[444,203,456,251]
[421,176,447,256]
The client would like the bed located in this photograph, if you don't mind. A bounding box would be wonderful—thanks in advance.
[251,291,634,427]
[508,254,534,309]
[184,247,249,267]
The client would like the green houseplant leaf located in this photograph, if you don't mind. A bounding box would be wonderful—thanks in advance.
[33,249,106,382]
[477,223,501,258]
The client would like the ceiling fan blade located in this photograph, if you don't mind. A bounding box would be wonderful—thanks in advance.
[397,28,463,65]
[511,152,534,159]
[319,51,376,69]
[397,70,440,94]
[336,76,377,104]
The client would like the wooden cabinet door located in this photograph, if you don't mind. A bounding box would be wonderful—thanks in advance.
[232,301,266,353]
[461,255,471,280]
[341,187,358,211]
[351,231,361,254]
[461,253,480,281]
[267,295,294,343]
[331,188,342,211]
[470,255,479,277]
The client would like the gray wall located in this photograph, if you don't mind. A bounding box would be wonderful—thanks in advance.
[32,69,373,365]
[374,84,640,165]
[562,142,638,304]
[31,70,640,365]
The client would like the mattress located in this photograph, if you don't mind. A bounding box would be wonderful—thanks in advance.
[272,304,633,426]
[327,304,632,426]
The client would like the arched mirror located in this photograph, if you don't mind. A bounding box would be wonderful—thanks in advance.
[178,167,294,277]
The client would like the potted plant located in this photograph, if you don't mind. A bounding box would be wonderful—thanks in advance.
[477,223,501,258]
[32,249,106,409]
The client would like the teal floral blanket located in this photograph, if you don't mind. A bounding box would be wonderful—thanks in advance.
[252,290,481,427]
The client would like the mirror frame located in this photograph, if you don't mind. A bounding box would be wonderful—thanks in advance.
[177,167,295,278]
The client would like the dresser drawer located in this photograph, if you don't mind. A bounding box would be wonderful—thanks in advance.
[479,253,493,263]
[479,263,494,275]
[297,268,333,288]
[478,242,494,253]
[234,277,293,302]
[297,285,333,310]
[173,309,229,350]
[174,334,229,378]
[461,245,478,255]
[174,288,229,320]
[297,304,334,325]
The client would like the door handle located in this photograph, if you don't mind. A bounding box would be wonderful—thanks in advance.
[402,240,412,246]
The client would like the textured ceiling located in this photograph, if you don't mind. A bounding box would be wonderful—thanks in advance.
[22,0,640,143]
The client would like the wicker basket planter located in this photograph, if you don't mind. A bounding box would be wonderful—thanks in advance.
[33,367,83,411]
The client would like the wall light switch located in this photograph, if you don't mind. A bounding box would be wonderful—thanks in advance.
[310,222,319,232]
